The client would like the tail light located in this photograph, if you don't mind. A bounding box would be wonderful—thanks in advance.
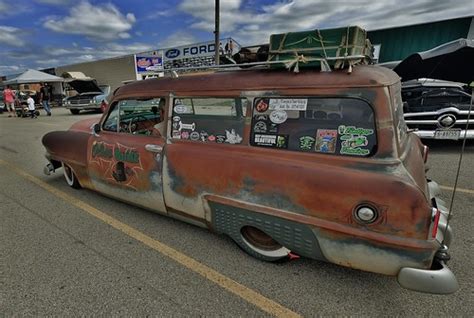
[431,208,441,238]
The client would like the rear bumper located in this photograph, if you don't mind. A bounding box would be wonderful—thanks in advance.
[397,179,458,294]
[397,259,458,294]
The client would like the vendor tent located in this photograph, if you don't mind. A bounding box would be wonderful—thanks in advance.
[3,69,64,85]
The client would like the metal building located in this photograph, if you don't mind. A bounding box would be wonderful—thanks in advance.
[368,15,473,63]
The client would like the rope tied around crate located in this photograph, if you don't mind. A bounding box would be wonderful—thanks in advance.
[285,52,308,73]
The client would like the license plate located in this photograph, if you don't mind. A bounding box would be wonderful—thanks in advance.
[434,129,461,140]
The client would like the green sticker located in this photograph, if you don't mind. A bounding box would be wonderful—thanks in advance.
[338,125,373,156]
[299,136,315,151]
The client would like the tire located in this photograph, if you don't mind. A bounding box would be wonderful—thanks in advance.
[62,163,81,189]
[70,109,80,115]
[237,226,290,262]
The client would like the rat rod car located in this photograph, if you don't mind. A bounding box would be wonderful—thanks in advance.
[42,66,457,294]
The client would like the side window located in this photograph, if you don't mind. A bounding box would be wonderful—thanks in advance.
[102,98,164,135]
[171,97,247,144]
[250,97,377,156]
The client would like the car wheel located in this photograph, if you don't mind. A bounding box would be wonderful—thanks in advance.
[70,109,80,115]
[237,226,290,262]
[62,163,81,189]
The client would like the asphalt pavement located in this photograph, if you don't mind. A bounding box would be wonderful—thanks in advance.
[0,107,473,316]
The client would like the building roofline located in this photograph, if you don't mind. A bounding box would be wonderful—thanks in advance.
[367,15,473,32]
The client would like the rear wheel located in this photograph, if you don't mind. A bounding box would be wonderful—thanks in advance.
[62,163,81,189]
[238,226,290,262]
[70,109,80,115]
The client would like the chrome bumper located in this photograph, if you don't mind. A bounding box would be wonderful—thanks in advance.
[398,180,458,294]
[398,259,458,294]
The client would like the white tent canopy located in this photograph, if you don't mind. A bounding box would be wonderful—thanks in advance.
[3,69,64,85]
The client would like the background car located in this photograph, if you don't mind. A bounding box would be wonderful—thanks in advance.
[63,79,110,115]
[402,79,473,140]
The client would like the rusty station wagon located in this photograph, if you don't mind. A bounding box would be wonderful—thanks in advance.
[42,65,458,294]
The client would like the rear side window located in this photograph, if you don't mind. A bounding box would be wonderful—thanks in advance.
[250,97,377,156]
[171,97,247,143]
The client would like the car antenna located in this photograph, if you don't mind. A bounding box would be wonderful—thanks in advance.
[441,81,474,246]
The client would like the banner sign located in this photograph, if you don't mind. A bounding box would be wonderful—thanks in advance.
[135,55,163,73]
[163,40,217,61]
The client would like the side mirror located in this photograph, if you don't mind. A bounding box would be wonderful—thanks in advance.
[92,123,101,136]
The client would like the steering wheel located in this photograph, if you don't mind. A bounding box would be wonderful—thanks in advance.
[128,115,153,134]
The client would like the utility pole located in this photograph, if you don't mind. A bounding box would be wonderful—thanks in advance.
[214,0,220,65]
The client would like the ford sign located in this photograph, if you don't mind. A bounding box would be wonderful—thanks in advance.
[166,49,180,59]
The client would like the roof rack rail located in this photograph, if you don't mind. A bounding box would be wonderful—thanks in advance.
[163,54,369,75]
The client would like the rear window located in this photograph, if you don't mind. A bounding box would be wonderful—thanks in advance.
[250,97,377,156]
[171,97,247,143]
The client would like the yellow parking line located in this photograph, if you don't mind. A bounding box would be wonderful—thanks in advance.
[439,185,474,195]
[0,159,300,318]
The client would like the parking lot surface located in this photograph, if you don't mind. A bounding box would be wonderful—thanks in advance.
[1,108,473,316]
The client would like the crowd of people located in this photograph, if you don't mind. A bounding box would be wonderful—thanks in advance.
[2,83,52,118]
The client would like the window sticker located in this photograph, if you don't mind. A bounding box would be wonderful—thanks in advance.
[174,104,192,114]
[299,136,316,151]
[338,125,374,156]
[253,121,268,133]
[269,99,307,111]
[181,131,190,139]
[270,110,288,124]
[276,135,288,149]
[190,131,200,141]
[315,129,337,153]
[254,134,277,146]
[225,129,243,144]
[255,99,269,113]
[254,134,288,148]
[178,122,196,131]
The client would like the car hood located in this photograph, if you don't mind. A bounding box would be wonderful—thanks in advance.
[68,79,103,94]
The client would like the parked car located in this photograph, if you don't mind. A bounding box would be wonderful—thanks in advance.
[42,66,457,294]
[402,79,473,140]
[63,79,110,114]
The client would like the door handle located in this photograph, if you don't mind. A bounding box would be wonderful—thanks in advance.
[145,144,163,153]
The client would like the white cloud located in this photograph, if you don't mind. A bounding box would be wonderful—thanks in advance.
[35,0,71,4]
[178,0,474,46]
[43,1,136,41]
[0,1,8,13]
[0,26,26,47]
[158,30,199,48]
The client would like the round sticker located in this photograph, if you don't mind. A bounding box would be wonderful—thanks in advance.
[174,105,189,114]
[270,110,288,124]
[190,131,200,141]
[256,100,269,113]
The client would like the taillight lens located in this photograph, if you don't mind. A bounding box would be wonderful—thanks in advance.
[432,208,441,238]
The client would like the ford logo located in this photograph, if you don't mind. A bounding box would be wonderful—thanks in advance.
[165,49,180,59]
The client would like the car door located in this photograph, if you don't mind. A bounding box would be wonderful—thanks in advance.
[87,97,167,214]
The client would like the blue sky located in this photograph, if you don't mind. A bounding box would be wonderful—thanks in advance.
[0,0,472,75]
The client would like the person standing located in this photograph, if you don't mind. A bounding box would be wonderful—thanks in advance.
[3,85,17,117]
[27,94,37,118]
[39,83,52,116]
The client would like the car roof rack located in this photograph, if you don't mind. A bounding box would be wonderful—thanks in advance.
[163,54,370,77]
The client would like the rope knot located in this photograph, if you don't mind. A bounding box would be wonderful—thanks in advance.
[285,53,308,73]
